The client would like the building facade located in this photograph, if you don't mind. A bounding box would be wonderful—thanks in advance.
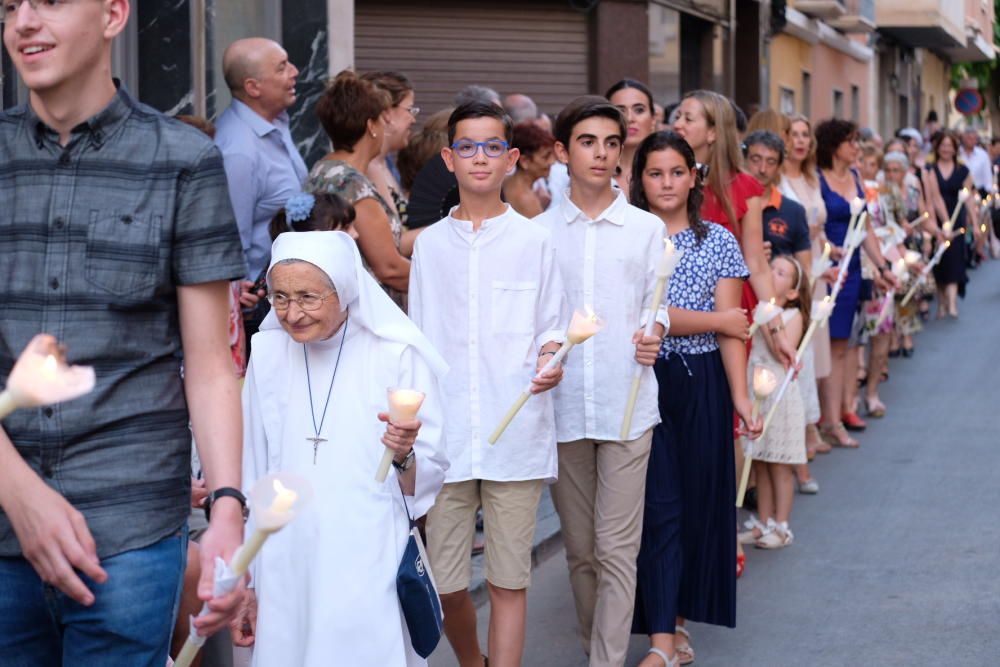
[0,0,992,160]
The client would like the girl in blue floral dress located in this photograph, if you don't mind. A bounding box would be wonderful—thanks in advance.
[629,132,761,667]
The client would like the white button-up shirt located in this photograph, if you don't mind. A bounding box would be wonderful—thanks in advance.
[409,206,566,482]
[535,190,668,443]
[959,145,993,191]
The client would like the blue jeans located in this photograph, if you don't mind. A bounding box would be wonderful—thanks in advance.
[0,528,187,667]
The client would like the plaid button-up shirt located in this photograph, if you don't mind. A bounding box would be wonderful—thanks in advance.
[0,85,245,558]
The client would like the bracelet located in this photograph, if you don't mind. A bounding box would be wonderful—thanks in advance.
[538,351,557,358]
[204,487,249,523]
[768,322,785,335]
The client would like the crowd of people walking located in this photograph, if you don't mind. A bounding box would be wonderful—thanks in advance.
[0,3,995,667]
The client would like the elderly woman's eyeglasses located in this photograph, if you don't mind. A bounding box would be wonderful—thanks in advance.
[451,140,509,159]
[268,292,335,312]
[1,0,72,20]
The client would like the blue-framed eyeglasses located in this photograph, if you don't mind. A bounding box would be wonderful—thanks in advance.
[450,139,509,159]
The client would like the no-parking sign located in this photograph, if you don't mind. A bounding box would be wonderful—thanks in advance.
[954,88,985,116]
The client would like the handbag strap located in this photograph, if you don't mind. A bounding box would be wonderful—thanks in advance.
[395,469,417,529]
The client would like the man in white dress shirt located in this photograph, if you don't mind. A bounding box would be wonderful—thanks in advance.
[410,102,566,667]
[959,126,992,194]
[534,96,668,667]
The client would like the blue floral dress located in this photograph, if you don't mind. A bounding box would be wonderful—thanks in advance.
[635,222,749,635]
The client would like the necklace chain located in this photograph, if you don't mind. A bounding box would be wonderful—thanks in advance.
[303,309,349,463]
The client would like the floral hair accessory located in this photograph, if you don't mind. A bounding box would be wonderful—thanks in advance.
[286,193,316,224]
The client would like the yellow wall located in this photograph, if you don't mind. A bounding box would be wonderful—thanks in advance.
[770,34,812,116]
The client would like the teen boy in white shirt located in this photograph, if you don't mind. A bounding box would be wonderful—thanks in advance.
[534,95,668,667]
[409,102,566,667]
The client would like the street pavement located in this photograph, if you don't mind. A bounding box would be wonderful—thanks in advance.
[431,259,1000,667]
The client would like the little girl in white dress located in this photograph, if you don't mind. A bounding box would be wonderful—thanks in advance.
[740,255,809,549]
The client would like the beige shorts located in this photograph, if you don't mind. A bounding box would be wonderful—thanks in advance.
[426,478,544,594]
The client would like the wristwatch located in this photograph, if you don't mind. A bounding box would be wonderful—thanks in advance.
[392,450,416,472]
[204,486,249,523]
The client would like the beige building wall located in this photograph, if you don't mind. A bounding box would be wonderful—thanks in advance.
[920,51,951,127]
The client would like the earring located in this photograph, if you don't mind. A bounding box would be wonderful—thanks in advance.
[371,131,378,139]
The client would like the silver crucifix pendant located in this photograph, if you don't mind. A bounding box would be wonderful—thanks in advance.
[307,436,328,464]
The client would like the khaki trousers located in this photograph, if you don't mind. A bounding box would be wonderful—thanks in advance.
[550,430,653,667]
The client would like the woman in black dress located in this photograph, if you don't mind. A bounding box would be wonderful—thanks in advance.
[925,131,977,318]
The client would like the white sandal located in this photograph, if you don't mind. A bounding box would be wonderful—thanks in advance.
[737,514,766,545]
[675,626,694,665]
[755,519,794,549]
[646,647,679,667]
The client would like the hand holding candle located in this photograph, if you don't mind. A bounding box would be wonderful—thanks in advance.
[901,240,950,306]
[490,307,603,445]
[620,240,682,439]
[945,188,971,235]
[811,242,833,284]
[375,388,425,482]
[747,298,781,338]
[760,297,834,436]
[174,473,313,667]
[0,334,95,420]
[736,366,778,507]
[875,259,908,328]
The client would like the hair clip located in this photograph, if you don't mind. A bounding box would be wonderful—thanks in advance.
[286,193,316,224]
[696,162,710,181]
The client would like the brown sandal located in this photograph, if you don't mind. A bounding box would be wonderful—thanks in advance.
[819,423,859,448]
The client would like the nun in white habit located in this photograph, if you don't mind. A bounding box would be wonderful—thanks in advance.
[234,231,449,666]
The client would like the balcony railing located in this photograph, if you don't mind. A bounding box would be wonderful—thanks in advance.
[827,0,876,32]
[791,0,846,21]
[875,0,966,49]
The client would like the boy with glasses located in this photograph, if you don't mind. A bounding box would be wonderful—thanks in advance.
[0,1,246,664]
[409,102,566,667]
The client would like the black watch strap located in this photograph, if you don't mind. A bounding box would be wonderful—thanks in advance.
[392,450,415,472]
[205,486,249,523]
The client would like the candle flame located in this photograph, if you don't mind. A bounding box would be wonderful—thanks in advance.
[752,366,779,396]
[270,478,298,514]
[922,211,930,219]
[42,355,58,376]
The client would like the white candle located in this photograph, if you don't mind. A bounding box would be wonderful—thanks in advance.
[490,307,604,444]
[747,298,781,337]
[751,366,778,418]
[376,388,426,482]
[811,242,833,284]
[174,473,312,667]
[760,296,834,437]
[736,365,778,507]
[946,188,970,232]
[0,334,95,420]
[621,241,682,440]
[901,241,950,306]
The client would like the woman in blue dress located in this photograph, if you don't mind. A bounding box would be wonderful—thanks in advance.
[629,132,761,667]
[814,119,899,448]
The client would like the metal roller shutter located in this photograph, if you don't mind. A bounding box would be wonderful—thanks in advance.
[355,0,591,117]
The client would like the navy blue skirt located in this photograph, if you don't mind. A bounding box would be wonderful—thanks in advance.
[633,348,737,633]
